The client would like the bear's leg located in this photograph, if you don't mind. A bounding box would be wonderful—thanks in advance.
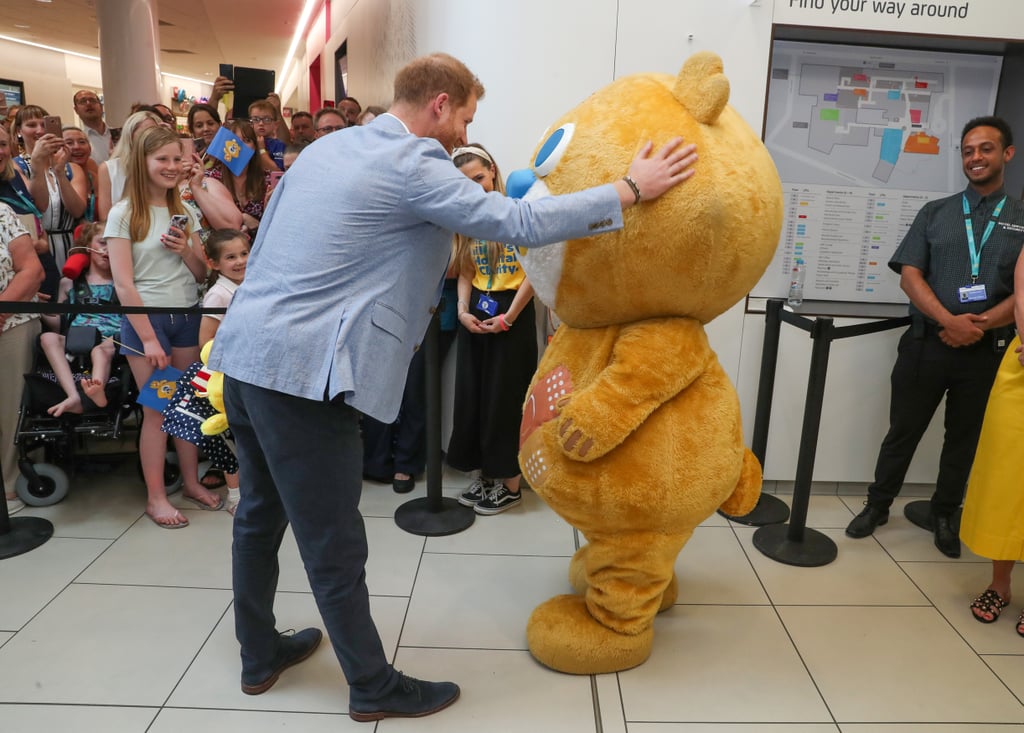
[529,531,688,674]
[569,544,678,611]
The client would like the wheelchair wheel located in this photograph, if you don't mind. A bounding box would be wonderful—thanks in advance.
[15,463,70,506]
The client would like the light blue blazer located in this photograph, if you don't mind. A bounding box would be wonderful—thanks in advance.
[209,114,623,422]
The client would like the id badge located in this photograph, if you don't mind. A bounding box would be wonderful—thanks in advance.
[958,284,987,303]
[477,293,498,316]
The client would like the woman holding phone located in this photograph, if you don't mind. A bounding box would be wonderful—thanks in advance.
[106,126,222,528]
[13,105,89,298]
[187,103,221,171]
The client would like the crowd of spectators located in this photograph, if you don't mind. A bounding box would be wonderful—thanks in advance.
[0,85,383,520]
[0,80,540,524]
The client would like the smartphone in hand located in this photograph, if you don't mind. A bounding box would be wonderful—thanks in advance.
[43,115,62,137]
[219,63,234,81]
[166,214,189,242]
[193,137,207,156]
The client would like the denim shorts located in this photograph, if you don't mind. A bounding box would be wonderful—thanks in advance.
[119,312,200,356]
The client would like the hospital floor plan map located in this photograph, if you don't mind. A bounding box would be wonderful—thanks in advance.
[753,41,1002,305]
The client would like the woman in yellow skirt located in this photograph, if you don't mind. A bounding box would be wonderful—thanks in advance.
[962,249,1024,633]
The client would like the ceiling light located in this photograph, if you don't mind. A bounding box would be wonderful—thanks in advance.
[0,34,211,85]
[277,0,319,93]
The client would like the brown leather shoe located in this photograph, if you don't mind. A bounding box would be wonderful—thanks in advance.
[241,628,323,695]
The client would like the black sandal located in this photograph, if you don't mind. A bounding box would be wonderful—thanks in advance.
[970,589,1009,624]
[199,468,226,489]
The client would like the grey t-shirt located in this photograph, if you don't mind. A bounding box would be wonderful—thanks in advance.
[105,201,201,308]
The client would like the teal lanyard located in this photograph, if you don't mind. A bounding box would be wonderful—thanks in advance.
[962,194,1006,282]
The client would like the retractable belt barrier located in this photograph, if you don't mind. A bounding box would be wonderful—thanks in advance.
[721,298,910,568]
[0,301,225,316]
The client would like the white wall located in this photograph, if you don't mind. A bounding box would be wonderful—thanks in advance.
[0,38,211,130]
[0,38,78,121]
[290,0,1018,484]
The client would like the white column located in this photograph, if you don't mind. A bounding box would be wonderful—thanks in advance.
[95,0,164,126]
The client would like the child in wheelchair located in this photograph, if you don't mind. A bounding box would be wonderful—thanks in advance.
[37,222,122,416]
[13,223,135,506]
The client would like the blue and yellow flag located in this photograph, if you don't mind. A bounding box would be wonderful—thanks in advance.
[207,126,254,176]
[137,365,183,412]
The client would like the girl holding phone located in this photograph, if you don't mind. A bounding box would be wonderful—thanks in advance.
[106,126,222,528]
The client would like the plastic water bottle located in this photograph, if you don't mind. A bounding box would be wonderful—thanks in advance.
[787,259,805,306]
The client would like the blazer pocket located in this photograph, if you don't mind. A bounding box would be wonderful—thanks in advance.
[371,301,407,342]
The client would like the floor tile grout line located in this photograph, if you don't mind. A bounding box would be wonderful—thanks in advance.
[392,533,428,667]
[891,552,1024,709]
[589,674,603,733]
[2,508,148,638]
[148,598,235,732]
[156,705,350,716]
[422,550,577,559]
[866,509,1024,709]
[727,515,841,728]
[396,643,532,653]
[615,672,628,733]
[736,498,1024,719]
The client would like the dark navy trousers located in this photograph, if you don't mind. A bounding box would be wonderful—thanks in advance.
[225,377,397,700]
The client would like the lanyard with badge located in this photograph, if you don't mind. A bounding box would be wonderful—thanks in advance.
[959,194,1006,303]
[474,239,500,316]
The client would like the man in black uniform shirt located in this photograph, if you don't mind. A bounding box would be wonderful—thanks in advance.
[846,116,1024,557]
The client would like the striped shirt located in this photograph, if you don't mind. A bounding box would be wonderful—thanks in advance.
[889,186,1024,322]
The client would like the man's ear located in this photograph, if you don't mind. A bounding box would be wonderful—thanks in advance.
[1004,144,1015,164]
[430,92,450,118]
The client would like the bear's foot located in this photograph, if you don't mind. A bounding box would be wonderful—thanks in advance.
[569,546,678,612]
[527,594,654,674]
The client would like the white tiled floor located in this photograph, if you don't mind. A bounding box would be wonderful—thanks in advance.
[3,464,1024,732]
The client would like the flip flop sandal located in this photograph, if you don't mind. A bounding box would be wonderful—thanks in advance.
[148,511,189,529]
[1017,610,1024,638]
[970,588,1009,623]
[182,494,226,511]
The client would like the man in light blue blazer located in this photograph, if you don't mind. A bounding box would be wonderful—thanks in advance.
[209,52,698,722]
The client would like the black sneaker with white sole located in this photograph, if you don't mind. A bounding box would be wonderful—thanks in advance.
[474,485,521,515]
[457,477,495,507]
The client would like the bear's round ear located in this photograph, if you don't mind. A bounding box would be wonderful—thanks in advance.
[673,51,729,125]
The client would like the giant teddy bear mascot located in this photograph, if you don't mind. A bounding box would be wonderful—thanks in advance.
[512,51,783,674]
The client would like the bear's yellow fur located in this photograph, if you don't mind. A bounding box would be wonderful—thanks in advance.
[516,51,783,674]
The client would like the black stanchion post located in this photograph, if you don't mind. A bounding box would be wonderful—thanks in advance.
[0,472,54,560]
[394,310,475,536]
[720,298,790,526]
[752,316,838,566]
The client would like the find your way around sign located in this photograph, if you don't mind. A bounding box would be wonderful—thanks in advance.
[774,0,1024,41]
[787,1,967,19]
